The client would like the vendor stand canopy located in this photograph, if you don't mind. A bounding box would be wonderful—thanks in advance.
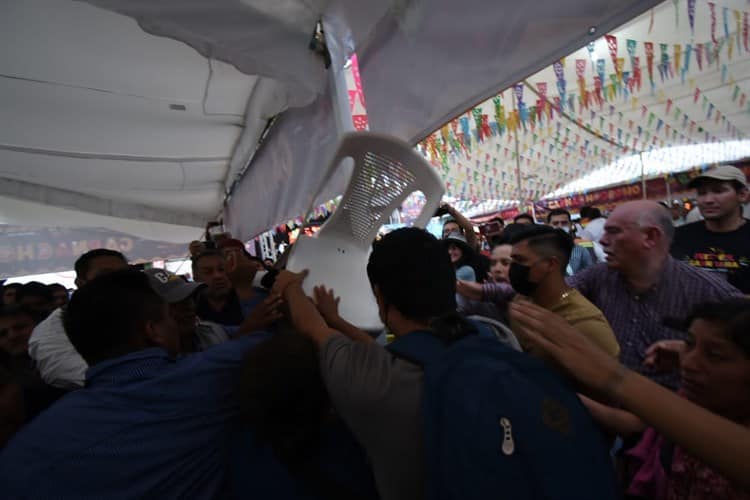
[420,0,750,216]
[1,0,662,247]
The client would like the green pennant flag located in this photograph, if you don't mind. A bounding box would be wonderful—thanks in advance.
[674,107,681,120]
[733,85,741,102]
[648,112,656,127]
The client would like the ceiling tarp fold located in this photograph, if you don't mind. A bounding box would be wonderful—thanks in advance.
[1,0,304,239]
[3,0,662,242]
[225,0,660,238]
[81,0,331,109]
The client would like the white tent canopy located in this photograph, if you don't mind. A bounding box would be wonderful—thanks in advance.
[1,0,659,242]
[418,0,750,216]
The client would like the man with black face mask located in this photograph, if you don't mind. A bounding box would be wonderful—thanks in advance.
[507,225,620,358]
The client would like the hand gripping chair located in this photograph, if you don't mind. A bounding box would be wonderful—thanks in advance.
[286,132,445,331]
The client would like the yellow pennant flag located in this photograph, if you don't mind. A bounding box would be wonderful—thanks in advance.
[657,89,666,102]
[728,37,734,60]
[441,125,450,144]
[616,58,625,79]
[688,78,696,89]
[674,44,682,74]
[735,11,742,39]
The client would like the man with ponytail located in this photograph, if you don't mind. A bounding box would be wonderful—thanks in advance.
[274,227,617,500]
[274,228,475,500]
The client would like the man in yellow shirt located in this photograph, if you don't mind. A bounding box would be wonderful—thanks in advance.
[508,225,620,358]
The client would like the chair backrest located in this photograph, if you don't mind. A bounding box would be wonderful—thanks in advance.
[313,132,445,247]
[285,132,445,331]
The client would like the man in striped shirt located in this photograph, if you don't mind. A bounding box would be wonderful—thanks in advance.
[567,200,741,389]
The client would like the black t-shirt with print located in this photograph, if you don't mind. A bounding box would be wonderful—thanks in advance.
[671,219,750,294]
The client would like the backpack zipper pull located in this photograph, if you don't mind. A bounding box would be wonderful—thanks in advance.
[500,417,514,455]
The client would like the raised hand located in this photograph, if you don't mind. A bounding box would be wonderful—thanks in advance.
[313,286,341,325]
[239,293,284,333]
[271,269,308,297]
[643,340,684,373]
[509,301,624,396]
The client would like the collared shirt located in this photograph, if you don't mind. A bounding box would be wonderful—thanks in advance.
[0,333,270,500]
[567,258,741,389]
[568,245,594,275]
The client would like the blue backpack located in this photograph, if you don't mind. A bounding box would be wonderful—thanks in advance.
[387,330,619,500]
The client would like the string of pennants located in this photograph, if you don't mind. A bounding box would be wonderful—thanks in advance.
[419,1,750,205]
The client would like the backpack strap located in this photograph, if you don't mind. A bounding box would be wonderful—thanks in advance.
[385,330,447,367]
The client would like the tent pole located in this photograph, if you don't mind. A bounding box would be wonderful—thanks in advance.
[515,132,523,209]
[639,152,647,200]
[324,22,355,137]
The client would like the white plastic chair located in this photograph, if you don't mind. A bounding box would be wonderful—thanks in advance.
[286,132,445,331]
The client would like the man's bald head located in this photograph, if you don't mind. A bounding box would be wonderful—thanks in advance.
[613,200,675,245]
[600,200,673,276]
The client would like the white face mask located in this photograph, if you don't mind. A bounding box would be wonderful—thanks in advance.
[559,226,571,234]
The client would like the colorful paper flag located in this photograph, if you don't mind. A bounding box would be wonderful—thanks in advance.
[708,3,718,43]
[605,35,618,69]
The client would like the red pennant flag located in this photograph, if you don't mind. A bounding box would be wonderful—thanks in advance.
[537,82,548,99]
[696,43,704,70]
[482,115,492,138]
[694,87,701,103]
[641,105,648,118]
[645,42,655,83]
[666,99,673,115]
[741,93,747,108]
[593,77,603,108]
[605,35,619,69]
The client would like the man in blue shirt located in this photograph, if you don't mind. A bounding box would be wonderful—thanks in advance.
[0,268,272,499]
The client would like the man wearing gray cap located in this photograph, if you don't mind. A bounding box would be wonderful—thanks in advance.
[671,164,750,293]
[144,268,229,352]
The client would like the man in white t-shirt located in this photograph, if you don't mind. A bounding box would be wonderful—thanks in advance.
[578,206,606,243]
[28,250,129,389]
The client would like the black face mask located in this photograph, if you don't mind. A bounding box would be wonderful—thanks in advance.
[508,262,539,296]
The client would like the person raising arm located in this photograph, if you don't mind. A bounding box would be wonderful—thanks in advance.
[509,300,750,489]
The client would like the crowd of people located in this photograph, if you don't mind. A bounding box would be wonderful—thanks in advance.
[0,164,748,499]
